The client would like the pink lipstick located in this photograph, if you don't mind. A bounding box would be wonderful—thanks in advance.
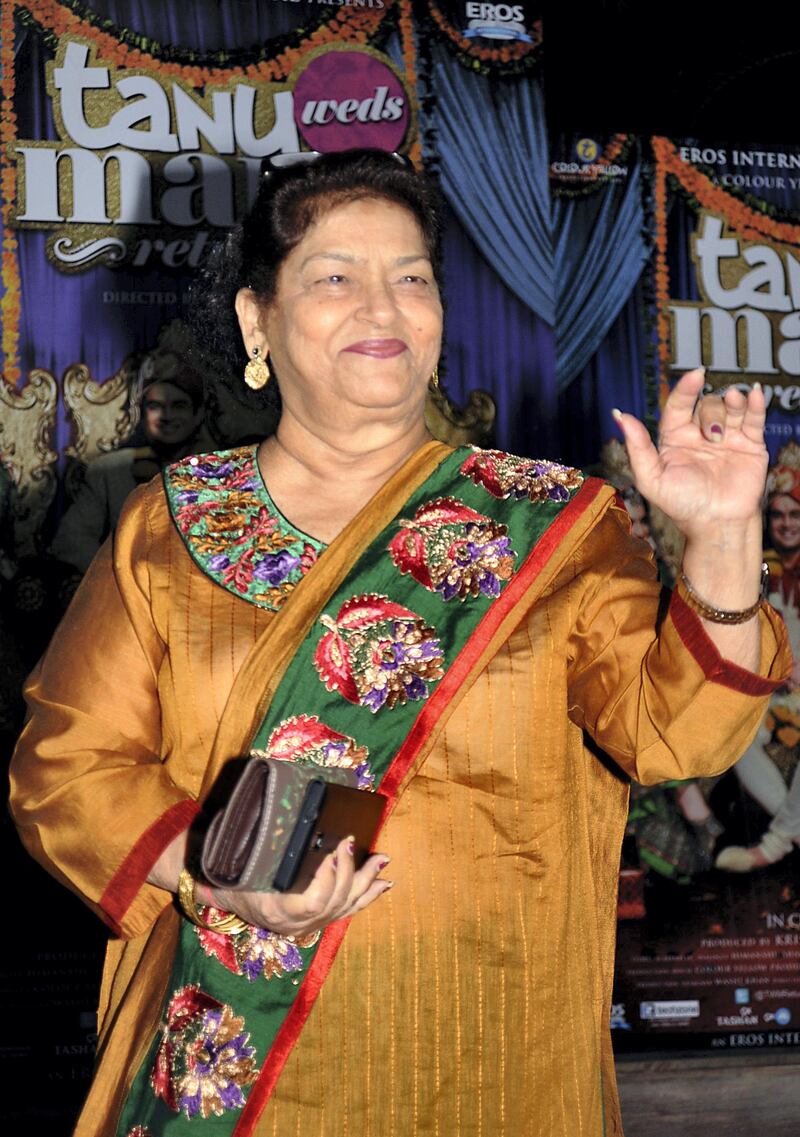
[343,338,407,358]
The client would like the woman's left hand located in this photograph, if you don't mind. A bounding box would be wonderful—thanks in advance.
[613,368,767,541]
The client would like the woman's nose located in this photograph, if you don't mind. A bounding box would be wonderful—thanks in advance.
[357,279,397,323]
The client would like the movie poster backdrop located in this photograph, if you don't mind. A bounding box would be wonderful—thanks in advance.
[606,139,800,1054]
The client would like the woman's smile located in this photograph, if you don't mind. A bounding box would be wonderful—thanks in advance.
[342,338,408,358]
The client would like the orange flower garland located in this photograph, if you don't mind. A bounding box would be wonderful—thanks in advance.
[21,0,390,87]
[652,157,671,408]
[602,133,629,169]
[1,0,21,383]
[397,0,421,168]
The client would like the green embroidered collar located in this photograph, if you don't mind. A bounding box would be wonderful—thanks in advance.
[164,446,325,611]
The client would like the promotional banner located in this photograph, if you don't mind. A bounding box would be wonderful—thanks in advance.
[1,0,419,557]
[609,138,800,1053]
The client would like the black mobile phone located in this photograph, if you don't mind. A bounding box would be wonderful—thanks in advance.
[272,779,387,893]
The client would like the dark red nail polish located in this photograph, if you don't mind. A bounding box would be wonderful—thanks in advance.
[347,839,355,856]
[332,854,338,869]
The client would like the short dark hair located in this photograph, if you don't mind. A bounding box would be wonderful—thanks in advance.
[190,150,442,400]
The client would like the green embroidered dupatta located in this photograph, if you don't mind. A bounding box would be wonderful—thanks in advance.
[115,441,604,1137]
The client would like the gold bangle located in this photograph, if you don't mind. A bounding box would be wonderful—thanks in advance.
[176,868,249,936]
[678,571,763,625]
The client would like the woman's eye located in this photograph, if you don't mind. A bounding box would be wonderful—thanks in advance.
[399,274,428,286]
[310,274,348,287]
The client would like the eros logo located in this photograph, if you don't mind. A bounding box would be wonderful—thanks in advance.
[293,46,410,154]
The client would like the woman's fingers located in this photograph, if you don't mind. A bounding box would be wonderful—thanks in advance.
[280,838,391,927]
[612,409,660,496]
[322,840,391,918]
[738,383,767,444]
[213,837,393,936]
[695,392,726,442]
[656,368,706,436]
[342,874,394,919]
[659,373,765,446]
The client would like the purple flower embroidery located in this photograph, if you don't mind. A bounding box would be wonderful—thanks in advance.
[193,460,234,481]
[176,1006,256,1118]
[240,928,305,983]
[361,621,443,711]
[461,449,583,504]
[176,490,199,504]
[252,550,301,585]
[548,483,570,501]
[208,554,231,571]
[197,919,320,982]
[389,498,517,604]
[438,533,515,601]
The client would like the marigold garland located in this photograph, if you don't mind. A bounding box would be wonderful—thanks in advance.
[426,0,542,74]
[1,0,21,383]
[397,0,421,168]
[19,0,389,87]
[652,155,671,409]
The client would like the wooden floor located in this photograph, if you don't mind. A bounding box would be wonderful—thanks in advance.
[617,1053,800,1137]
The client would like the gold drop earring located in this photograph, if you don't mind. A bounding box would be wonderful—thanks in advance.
[244,346,270,390]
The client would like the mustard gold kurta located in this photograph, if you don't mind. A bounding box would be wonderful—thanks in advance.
[10,442,790,1137]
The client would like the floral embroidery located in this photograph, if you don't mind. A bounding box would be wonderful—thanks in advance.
[151,986,257,1119]
[314,594,444,712]
[197,922,320,983]
[165,447,323,610]
[461,448,583,504]
[253,714,374,789]
[389,496,516,601]
[125,1128,153,1137]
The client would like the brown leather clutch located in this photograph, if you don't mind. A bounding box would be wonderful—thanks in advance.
[201,756,362,892]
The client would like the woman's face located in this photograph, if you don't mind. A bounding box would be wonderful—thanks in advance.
[240,197,442,431]
[767,493,800,554]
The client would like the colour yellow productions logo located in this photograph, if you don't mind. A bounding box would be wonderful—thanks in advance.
[575,138,599,163]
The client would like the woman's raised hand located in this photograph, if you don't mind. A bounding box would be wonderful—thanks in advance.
[211,838,393,937]
[612,368,768,540]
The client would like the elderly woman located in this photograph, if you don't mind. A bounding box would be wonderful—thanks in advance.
[10,151,790,1137]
